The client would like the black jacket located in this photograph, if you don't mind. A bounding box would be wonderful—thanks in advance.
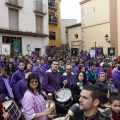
[69,110,108,120]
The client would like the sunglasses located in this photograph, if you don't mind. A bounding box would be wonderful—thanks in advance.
[30,80,38,84]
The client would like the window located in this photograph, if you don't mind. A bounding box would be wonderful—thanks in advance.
[36,15,43,34]
[75,34,78,39]
[9,8,18,30]
[49,31,56,40]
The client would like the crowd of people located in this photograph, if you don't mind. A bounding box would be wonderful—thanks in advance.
[0,52,120,120]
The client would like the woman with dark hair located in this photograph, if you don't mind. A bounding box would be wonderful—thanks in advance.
[7,62,16,81]
[78,65,86,73]
[71,71,87,103]
[22,72,51,120]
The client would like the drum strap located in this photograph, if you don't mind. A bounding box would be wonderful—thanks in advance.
[3,78,14,98]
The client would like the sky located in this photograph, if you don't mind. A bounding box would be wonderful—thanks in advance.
[60,0,81,23]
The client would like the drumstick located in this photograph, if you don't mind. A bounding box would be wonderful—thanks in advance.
[63,83,65,89]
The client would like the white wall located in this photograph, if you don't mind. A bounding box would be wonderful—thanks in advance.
[67,25,81,48]
[61,19,77,44]
[0,0,49,34]
[0,0,9,29]
[0,33,48,56]
[0,0,49,56]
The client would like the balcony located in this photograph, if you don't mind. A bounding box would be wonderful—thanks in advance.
[49,15,58,24]
[34,1,47,15]
[5,0,23,9]
[48,1,57,10]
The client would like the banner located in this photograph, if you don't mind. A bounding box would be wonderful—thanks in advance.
[71,48,78,56]
[108,47,115,56]
[89,49,96,58]
[2,44,10,55]
[13,40,20,57]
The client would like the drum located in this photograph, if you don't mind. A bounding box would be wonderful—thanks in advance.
[55,88,72,106]
[46,100,56,115]
[3,100,21,120]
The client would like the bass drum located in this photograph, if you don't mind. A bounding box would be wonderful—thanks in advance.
[3,100,22,120]
[55,88,73,106]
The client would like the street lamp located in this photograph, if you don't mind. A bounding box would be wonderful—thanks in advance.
[105,34,110,43]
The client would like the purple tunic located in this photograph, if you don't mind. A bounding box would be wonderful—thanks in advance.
[22,90,46,120]
[32,65,46,83]
[14,78,27,105]
[113,71,120,89]
[10,69,25,90]
[42,69,62,94]
[62,72,77,89]
[112,67,118,75]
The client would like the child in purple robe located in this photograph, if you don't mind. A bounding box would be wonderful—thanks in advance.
[22,72,52,120]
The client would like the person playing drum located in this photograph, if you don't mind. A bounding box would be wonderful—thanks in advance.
[62,65,76,89]
[42,60,63,94]
[22,72,52,120]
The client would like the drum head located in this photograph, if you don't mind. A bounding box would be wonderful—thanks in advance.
[55,88,72,103]
[3,100,12,109]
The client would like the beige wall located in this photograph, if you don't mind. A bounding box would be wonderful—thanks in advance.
[117,0,120,56]
[83,23,110,54]
[67,26,82,49]
[82,0,110,27]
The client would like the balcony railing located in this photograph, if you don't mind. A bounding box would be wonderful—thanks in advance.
[34,1,47,15]
[49,15,58,24]
[5,0,23,8]
[48,1,57,10]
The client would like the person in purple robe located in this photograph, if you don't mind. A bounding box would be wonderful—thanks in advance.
[0,75,14,101]
[73,61,80,75]
[113,66,120,89]
[3,58,9,67]
[98,63,110,81]
[22,72,52,120]
[62,65,76,89]
[10,61,25,91]
[0,76,9,101]
[95,61,102,78]
[44,60,52,70]
[112,61,120,75]
[13,56,19,69]
[42,60,62,94]
[32,60,45,83]
[14,70,31,106]
[40,58,47,70]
